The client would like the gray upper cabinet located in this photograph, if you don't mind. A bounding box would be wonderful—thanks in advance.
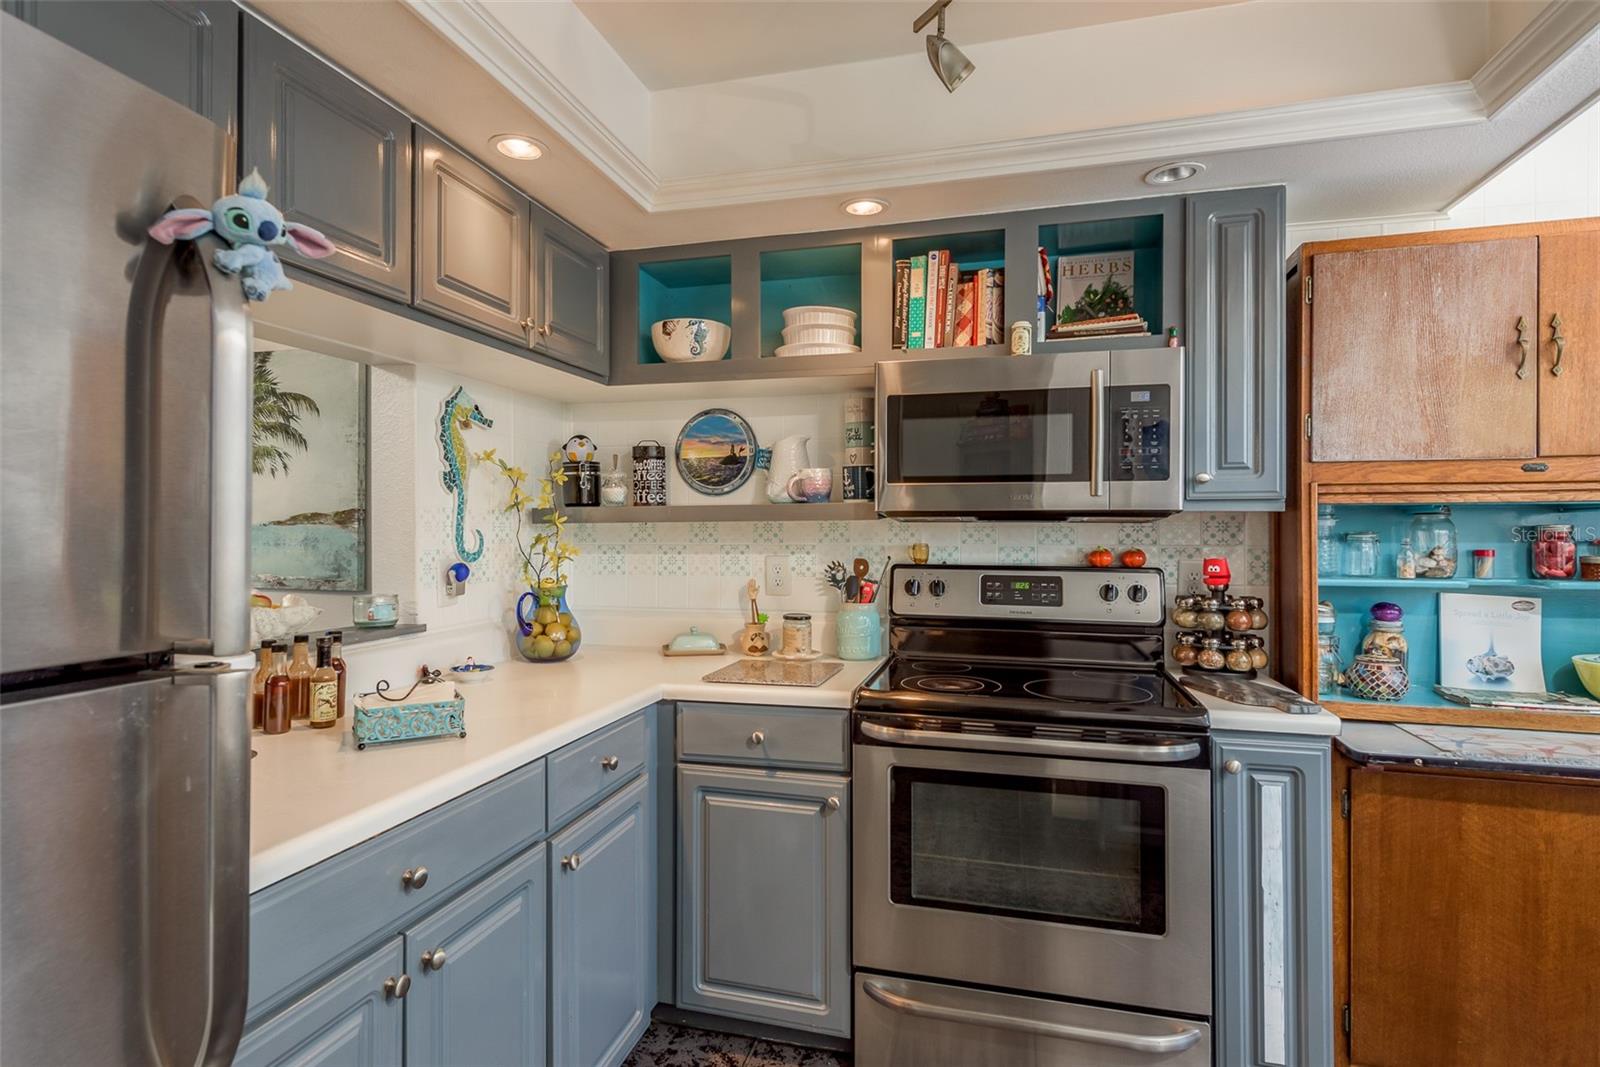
[234,937,405,1067]
[406,844,548,1067]
[1186,186,1287,508]
[241,15,413,302]
[550,774,654,1067]
[3,0,237,130]
[533,205,609,376]
[1214,733,1333,1067]
[677,765,851,1037]
[415,126,531,345]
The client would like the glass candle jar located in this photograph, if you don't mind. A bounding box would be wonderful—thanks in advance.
[1410,508,1458,578]
[1344,531,1380,577]
[1532,524,1577,579]
[780,613,813,655]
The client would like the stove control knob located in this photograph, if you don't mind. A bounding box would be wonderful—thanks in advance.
[1099,583,1119,603]
[929,579,947,598]
[904,578,922,597]
[1127,584,1148,603]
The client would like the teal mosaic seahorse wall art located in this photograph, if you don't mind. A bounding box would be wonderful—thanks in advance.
[439,385,494,563]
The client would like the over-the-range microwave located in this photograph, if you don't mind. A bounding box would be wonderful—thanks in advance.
[876,348,1183,518]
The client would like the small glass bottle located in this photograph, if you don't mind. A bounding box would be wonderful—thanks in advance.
[1226,641,1253,672]
[600,454,629,507]
[1316,505,1340,576]
[1197,637,1226,670]
[1172,634,1200,666]
[1172,595,1200,630]
[1196,598,1226,632]
[328,631,348,720]
[287,635,313,720]
[262,643,291,735]
[309,637,339,729]
[1344,531,1380,577]
[1247,636,1269,671]
[1472,549,1496,580]
[1225,598,1253,632]
[250,640,273,729]
[1395,537,1416,580]
[1246,596,1268,630]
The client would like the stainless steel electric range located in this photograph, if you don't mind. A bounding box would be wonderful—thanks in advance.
[852,564,1213,1067]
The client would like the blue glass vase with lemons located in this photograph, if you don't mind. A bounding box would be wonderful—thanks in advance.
[481,448,583,663]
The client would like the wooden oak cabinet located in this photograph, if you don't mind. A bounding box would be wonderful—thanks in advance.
[1537,230,1600,457]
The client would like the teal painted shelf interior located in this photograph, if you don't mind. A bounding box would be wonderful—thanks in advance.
[1318,502,1600,704]
[1038,213,1166,343]
[887,228,1006,354]
[759,244,862,358]
[637,255,733,364]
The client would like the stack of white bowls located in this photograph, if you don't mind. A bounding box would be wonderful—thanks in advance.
[776,306,859,357]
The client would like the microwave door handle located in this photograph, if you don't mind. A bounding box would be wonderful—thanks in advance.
[858,720,1200,763]
[1089,366,1104,497]
[862,980,1205,1055]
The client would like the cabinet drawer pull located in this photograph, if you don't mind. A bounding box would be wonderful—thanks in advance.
[561,852,582,871]
[749,730,765,746]
[1550,313,1566,377]
[421,948,447,972]
[600,755,620,771]
[1224,759,1242,774]
[401,866,429,891]
[824,796,841,812]
[1515,316,1530,380]
[383,974,411,1000]
[540,321,553,337]
[1194,472,1214,484]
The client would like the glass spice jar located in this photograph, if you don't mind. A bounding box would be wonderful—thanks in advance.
[1196,598,1226,632]
[1532,524,1577,579]
[1226,642,1254,672]
[1247,636,1269,671]
[1225,598,1253,632]
[1472,549,1495,579]
[1395,537,1416,579]
[1410,508,1458,578]
[1344,531,1380,577]
[1581,555,1600,582]
[1172,634,1200,666]
[1196,638,1226,671]
[1246,597,1269,630]
[1172,595,1200,630]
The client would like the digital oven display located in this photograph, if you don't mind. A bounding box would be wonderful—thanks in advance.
[981,574,1064,607]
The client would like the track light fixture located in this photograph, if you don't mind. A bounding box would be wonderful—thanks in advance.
[913,0,974,93]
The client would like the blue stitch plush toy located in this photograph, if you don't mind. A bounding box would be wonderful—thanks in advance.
[147,168,334,301]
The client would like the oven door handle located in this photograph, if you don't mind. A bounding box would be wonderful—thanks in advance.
[862,980,1205,1054]
[858,720,1200,763]
[1089,365,1105,498]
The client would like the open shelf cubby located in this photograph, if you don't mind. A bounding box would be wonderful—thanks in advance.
[759,244,862,359]
[636,255,733,365]
[1038,213,1166,346]
[888,228,1007,355]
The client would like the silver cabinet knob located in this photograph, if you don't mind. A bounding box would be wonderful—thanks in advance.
[421,948,447,972]
[384,974,411,1000]
[600,755,620,771]
[561,853,582,871]
[401,866,429,890]
[1195,472,1214,484]
[1224,759,1242,775]
[749,730,765,746]
[824,796,841,812]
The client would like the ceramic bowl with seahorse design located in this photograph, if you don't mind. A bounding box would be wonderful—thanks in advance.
[651,318,730,363]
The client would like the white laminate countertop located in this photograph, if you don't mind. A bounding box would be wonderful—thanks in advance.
[249,648,879,892]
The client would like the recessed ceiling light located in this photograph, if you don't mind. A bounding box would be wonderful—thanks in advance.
[493,134,546,161]
[842,197,889,217]
[1144,161,1205,186]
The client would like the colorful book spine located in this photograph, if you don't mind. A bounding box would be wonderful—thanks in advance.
[926,250,943,348]
[986,269,1005,344]
[955,278,976,347]
[907,255,927,349]
[892,259,910,349]
[943,260,958,347]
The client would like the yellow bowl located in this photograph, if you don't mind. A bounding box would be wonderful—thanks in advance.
[1573,655,1600,700]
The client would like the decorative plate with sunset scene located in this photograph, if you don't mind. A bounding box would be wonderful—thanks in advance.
[675,408,757,496]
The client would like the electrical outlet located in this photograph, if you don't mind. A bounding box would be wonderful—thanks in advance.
[1178,559,1207,596]
[765,555,790,596]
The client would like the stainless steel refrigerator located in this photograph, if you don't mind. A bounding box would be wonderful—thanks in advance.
[1,19,253,1067]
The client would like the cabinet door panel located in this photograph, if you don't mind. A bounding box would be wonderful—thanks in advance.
[406,845,547,1067]
[1310,238,1537,461]
[415,127,530,344]
[235,938,404,1067]
[550,774,652,1067]
[1537,230,1600,456]
[534,208,608,376]
[5,0,237,129]
[678,766,850,1036]
[1186,188,1285,506]
[241,15,412,301]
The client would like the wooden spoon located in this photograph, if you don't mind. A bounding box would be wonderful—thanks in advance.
[853,558,870,579]
[745,578,759,624]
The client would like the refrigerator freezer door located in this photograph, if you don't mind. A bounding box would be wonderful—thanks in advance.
[0,669,251,1066]
[1,19,249,674]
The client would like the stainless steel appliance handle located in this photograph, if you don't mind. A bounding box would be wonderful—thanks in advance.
[859,719,1200,763]
[1089,366,1104,498]
[862,980,1205,1054]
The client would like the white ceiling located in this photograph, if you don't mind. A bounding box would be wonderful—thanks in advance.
[571,0,1241,89]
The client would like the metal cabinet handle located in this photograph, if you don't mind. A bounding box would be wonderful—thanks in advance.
[401,866,429,890]
[860,719,1200,763]
[421,948,447,972]
[1088,366,1104,498]
[383,974,411,1000]
[1224,759,1243,774]
[1515,316,1531,379]
[561,853,582,871]
[520,316,535,332]
[600,755,620,771]
[749,730,765,746]
[540,321,552,337]
[1194,472,1214,484]
[824,796,841,812]
[1550,313,1566,377]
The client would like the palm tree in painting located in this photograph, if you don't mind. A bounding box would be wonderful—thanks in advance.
[252,351,320,477]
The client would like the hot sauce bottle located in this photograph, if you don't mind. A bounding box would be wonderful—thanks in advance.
[287,635,313,720]
[250,640,272,729]
[262,642,291,735]
[328,631,348,720]
[309,636,339,730]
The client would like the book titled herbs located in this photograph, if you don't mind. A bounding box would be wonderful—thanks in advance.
[1054,251,1144,334]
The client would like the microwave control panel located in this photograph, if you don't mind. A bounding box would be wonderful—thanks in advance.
[1107,384,1172,482]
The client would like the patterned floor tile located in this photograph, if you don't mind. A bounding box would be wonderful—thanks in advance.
[744,1038,851,1066]
[621,1023,751,1067]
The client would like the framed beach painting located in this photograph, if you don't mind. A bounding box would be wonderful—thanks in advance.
[250,348,369,591]
[675,408,758,496]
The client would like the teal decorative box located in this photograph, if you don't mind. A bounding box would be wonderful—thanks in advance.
[353,675,466,750]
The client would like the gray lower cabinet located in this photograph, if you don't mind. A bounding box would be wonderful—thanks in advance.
[533,205,609,376]
[241,15,413,301]
[2,0,237,130]
[550,773,654,1067]
[677,765,851,1037]
[406,844,548,1067]
[414,126,532,345]
[1214,732,1334,1067]
[234,937,405,1067]
[1185,186,1287,508]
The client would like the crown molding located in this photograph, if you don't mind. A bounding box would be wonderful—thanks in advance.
[405,0,660,209]
[1473,0,1600,117]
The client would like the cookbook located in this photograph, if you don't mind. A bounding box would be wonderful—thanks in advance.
[1437,593,1545,690]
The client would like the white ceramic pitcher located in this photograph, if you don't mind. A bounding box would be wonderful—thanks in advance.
[766,434,812,503]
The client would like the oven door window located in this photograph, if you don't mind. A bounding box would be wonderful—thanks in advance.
[885,388,1092,483]
[889,767,1165,934]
